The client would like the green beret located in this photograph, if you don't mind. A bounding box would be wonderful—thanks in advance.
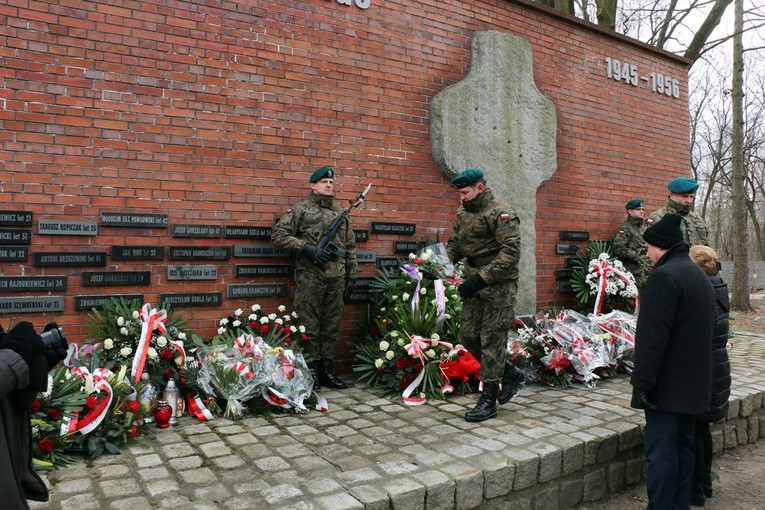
[309,166,334,183]
[625,199,644,210]
[667,177,699,194]
[450,168,484,188]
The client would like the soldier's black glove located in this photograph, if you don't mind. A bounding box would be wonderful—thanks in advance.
[458,275,487,299]
[302,243,330,264]
[43,321,68,370]
[638,390,658,411]
[343,278,356,304]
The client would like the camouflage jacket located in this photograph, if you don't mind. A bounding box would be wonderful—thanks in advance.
[446,188,521,284]
[271,192,357,279]
[611,215,651,284]
[648,198,709,246]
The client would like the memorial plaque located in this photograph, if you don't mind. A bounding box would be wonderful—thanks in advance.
[0,210,33,227]
[160,292,223,307]
[370,222,416,235]
[555,269,574,281]
[225,226,272,240]
[565,257,583,269]
[559,282,574,293]
[227,283,287,298]
[0,246,28,262]
[357,250,377,264]
[559,230,590,241]
[172,224,222,238]
[111,246,165,260]
[82,271,151,287]
[0,276,67,292]
[0,228,31,245]
[0,296,64,314]
[556,244,580,255]
[168,246,230,260]
[347,278,374,303]
[37,220,98,236]
[377,257,404,270]
[233,244,290,258]
[167,265,218,281]
[393,241,422,254]
[235,265,292,278]
[74,294,143,311]
[34,252,107,267]
[100,212,169,228]
[354,229,369,243]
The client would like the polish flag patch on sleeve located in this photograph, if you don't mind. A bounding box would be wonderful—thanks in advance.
[499,212,510,220]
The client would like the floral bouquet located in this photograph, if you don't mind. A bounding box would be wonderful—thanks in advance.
[570,241,638,315]
[211,303,304,352]
[260,348,313,413]
[409,243,462,284]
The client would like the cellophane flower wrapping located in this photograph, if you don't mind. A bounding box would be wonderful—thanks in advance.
[412,243,461,283]
[261,349,313,413]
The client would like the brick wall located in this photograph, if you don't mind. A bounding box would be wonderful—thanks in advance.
[0,0,690,364]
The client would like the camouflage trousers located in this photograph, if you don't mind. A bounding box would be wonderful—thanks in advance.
[458,280,517,383]
[293,270,345,361]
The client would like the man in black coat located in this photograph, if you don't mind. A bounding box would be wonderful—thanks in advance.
[630,213,715,510]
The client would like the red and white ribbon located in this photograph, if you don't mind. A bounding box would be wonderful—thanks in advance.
[232,361,254,379]
[592,259,638,316]
[401,334,456,405]
[187,395,215,421]
[132,303,168,383]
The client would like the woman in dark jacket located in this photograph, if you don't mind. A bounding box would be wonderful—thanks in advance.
[689,245,732,507]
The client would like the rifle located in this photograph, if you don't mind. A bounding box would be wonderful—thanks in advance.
[315,183,372,268]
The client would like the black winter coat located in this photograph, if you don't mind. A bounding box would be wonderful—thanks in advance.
[630,243,715,415]
[697,274,731,422]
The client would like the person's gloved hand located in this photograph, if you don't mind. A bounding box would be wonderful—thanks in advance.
[343,278,356,304]
[42,321,68,370]
[458,274,487,299]
[302,243,330,264]
[0,321,44,367]
[638,390,658,410]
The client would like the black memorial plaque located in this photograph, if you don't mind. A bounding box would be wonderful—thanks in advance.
[370,222,416,235]
[555,269,574,281]
[559,231,590,241]
[0,296,64,314]
[227,283,286,299]
[233,244,289,258]
[74,294,143,311]
[346,277,375,304]
[34,252,107,267]
[0,276,67,292]
[100,212,169,228]
[377,257,404,270]
[167,265,218,281]
[556,244,580,255]
[0,246,28,262]
[357,250,377,264]
[111,246,165,260]
[393,241,422,254]
[172,224,222,238]
[225,226,272,240]
[559,282,574,293]
[82,271,151,287]
[354,229,369,243]
[0,228,31,245]
[235,265,292,278]
[160,292,223,307]
[168,247,230,260]
[565,257,583,269]
[37,220,98,236]
[0,211,33,227]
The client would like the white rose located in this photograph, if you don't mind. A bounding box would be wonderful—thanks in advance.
[234,308,243,317]
[278,305,286,312]
[408,253,416,260]
[147,348,157,359]
[103,338,114,349]
[219,318,229,326]
[120,347,132,357]
[390,331,399,338]
[117,317,125,326]
[178,332,186,340]
[299,325,306,333]
[398,338,406,347]
[430,333,440,341]
[156,336,167,347]
[391,295,398,301]
[233,320,241,328]
[425,349,436,358]
[402,293,410,301]
[175,357,183,366]
[132,311,140,319]
[120,327,129,336]
[217,327,226,335]
[420,287,427,295]
[385,350,395,360]
[379,341,390,351]
[444,314,451,319]
[375,359,384,369]
[251,304,261,312]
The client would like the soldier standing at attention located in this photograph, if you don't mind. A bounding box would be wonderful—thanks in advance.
[272,166,357,390]
[611,199,651,293]
[648,177,709,246]
[446,168,524,423]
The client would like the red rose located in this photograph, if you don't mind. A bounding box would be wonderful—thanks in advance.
[123,399,140,414]
[395,359,407,369]
[413,257,422,264]
[370,326,380,336]
[164,368,174,378]
[301,333,310,342]
[160,349,174,361]
[47,408,62,421]
[260,324,270,334]
[86,396,98,408]
[129,425,138,438]
[284,338,292,344]
[28,399,41,413]
[38,437,55,454]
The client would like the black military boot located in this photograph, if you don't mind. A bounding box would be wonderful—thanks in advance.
[319,359,347,389]
[465,382,499,422]
[308,360,321,390]
[498,361,525,405]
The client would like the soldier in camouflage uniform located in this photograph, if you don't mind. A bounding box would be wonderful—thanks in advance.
[271,166,357,389]
[611,199,651,293]
[446,168,524,423]
[648,177,709,246]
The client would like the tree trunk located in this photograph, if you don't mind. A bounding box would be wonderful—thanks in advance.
[596,0,617,31]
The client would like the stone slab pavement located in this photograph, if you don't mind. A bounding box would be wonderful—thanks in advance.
[31,331,765,510]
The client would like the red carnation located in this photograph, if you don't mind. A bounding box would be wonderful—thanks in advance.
[38,438,55,454]
[129,425,138,438]
[164,368,174,378]
[86,396,98,408]
[47,408,62,421]
[160,349,174,361]
[249,321,258,329]
[301,333,310,342]
[123,399,140,414]
[260,324,270,334]
[274,323,283,330]
[28,398,41,413]
[284,338,292,344]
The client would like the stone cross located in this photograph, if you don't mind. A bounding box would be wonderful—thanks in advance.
[431,30,558,314]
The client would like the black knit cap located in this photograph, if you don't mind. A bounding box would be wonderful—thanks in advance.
[643,213,684,249]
